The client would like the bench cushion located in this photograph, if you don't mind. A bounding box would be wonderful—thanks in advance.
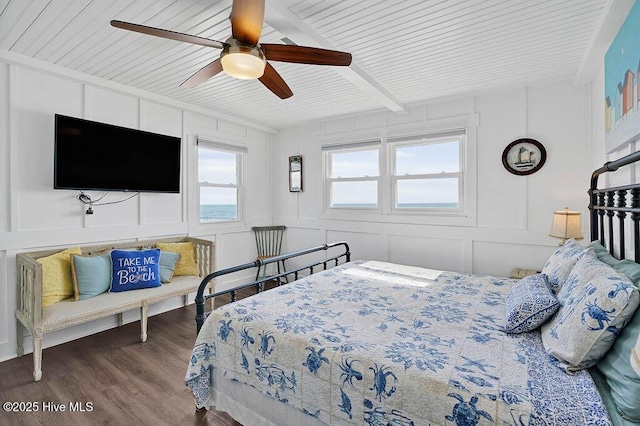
[43,276,203,331]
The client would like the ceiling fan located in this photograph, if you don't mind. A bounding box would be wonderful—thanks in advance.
[111,0,352,99]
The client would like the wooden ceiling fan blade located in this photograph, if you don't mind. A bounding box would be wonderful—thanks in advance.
[259,63,293,99]
[231,0,264,46]
[111,20,226,49]
[180,58,223,88]
[261,44,352,66]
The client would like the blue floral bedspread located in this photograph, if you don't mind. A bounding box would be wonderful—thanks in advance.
[185,260,611,425]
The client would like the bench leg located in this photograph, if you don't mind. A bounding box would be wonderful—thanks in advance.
[183,295,188,307]
[117,313,123,327]
[140,304,148,342]
[16,321,24,357]
[32,330,43,382]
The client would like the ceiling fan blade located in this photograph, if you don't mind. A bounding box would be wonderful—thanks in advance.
[180,58,224,88]
[259,63,293,99]
[231,0,265,46]
[261,44,352,66]
[111,20,226,49]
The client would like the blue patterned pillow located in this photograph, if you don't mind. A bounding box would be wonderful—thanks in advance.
[541,239,592,295]
[110,249,161,292]
[541,255,640,373]
[504,274,560,334]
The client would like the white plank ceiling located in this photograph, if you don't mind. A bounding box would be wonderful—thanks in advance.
[0,0,609,129]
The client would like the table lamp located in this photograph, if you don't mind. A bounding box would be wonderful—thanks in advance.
[549,207,583,245]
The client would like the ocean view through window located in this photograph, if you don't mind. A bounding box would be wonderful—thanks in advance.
[197,138,246,223]
[323,130,465,214]
[200,204,238,222]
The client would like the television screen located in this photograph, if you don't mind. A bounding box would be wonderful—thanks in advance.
[54,114,181,193]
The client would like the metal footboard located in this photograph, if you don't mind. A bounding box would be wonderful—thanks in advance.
[195,241,350,333]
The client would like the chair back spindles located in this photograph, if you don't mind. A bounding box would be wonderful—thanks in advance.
[252,226,287,282]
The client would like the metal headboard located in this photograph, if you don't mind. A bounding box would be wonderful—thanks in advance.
[589,150,640,262]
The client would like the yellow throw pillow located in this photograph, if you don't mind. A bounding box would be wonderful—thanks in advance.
[156,242,198,276]
[38,247,83,307]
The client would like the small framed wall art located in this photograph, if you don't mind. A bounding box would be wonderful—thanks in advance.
[289,155,303,192]
[502,138,546,176]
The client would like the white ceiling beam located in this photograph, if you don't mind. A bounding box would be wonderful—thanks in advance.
[264,0,407,113]
[574,0,635,85]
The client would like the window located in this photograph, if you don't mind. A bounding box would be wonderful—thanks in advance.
[322,140,381,209]
[390,131,463,211]
[322,130,465,215]
[197,139,246,223]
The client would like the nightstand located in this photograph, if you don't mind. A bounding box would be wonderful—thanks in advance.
[510,268,540,279]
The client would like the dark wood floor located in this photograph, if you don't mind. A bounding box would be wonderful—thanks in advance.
[0,296,256,425]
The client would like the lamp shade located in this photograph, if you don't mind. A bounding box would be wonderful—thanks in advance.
[549,207,583,241]
[632,333,640,376]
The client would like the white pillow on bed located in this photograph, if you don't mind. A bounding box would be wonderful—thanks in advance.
[504,274,560,334]
[541,255,640,373]
[541,239,593,295]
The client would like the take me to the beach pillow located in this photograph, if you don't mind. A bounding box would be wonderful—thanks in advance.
[110,249,162,292]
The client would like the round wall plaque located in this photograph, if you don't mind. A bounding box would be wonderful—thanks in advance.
[502,138,546,176]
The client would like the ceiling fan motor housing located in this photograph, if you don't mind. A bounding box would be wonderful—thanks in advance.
[220,38,267,79]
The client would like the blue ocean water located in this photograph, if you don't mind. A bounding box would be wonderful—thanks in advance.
[201,202,458,221]
[333,203,458,209]
[201,204,237,222]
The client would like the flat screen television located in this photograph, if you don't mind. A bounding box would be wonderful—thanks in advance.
[54,114,181,193]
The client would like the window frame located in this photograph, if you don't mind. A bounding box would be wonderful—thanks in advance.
[319,121,476,226]
[322,140,382,212]
[388,131,465,214]
[196,138,247,225]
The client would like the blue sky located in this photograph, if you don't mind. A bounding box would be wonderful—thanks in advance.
[331,141,460,205]
[199,149,237,204]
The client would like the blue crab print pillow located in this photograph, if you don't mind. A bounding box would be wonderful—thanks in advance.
[541,239,592,295]
[110,249,161,292]
[541,254,640,373]
[504,274,560,334]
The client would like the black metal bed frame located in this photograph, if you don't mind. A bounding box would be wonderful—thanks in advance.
[589,150,640,262]
[194,241,350,333]
[192,150,640,333]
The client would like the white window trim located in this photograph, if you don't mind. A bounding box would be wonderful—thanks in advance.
[322,139,382,212]
[317,114,478,227]
[196,136,248,226]
[388,130,465,215]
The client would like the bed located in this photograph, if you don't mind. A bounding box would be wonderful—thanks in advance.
[186,152,640,426]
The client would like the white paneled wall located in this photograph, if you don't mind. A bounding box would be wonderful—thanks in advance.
[0,57,274,362]
[1,62,10,233]
[272,82,594,278]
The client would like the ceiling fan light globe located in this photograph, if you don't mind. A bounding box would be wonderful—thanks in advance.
[221,52,266,79]
[220,40,267,80]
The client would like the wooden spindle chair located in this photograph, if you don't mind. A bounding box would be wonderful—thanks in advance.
[252,226,287,284]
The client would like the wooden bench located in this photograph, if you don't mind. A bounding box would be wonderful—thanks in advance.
[15,237,214,381]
